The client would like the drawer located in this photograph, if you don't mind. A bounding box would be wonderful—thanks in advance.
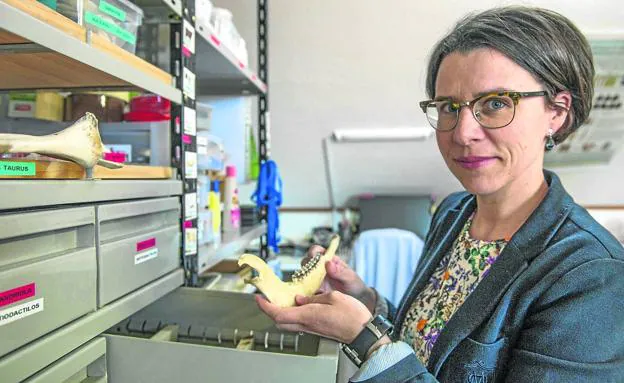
[104,288,340,383]
[24,337,108,383]
[96,197,181,307]
[0,207,97,358]
[98,227,180,307]
[25,337,107,383]
[97,197,180,243]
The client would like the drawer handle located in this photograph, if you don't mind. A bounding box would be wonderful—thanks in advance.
[264,332,269,349]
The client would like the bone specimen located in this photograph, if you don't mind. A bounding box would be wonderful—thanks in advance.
[238,236,340,307]
[0,112,122,178]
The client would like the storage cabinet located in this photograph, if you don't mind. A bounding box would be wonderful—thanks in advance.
[0,207,97,358]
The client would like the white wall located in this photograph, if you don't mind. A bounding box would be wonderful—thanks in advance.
[212,1,624,241]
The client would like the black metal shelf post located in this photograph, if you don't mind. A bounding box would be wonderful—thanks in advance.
[172,1,199,286]
[258,0,270,260]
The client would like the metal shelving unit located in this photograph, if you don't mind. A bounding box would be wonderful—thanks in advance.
[258,0,270,260]
[195,21,268,95]
[0,0,181,102]
[0,0,270,380]
[198,223,267,274]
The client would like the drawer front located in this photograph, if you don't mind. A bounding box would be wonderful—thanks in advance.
[0,206,96,358]
[105,334,338,383]
[0,206,95,269]
[97,197,180,244]
[25,337,107,383]
[104,288,339,383]
[0,248,97,358]
[98,227,180,307]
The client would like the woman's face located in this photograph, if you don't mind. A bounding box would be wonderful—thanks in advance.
[434,48,564,197]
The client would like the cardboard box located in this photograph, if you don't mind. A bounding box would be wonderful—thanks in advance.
[65,94,125,122]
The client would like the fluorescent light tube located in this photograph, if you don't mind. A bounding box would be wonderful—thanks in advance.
[331,127,434,143]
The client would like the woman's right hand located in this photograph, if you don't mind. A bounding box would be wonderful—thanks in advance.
[303,245,377,313]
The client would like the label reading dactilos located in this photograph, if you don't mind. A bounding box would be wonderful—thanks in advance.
[0,161,35,176]
[0,298,44,327]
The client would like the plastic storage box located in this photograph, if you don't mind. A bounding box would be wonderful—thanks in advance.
[55,0,82,23]
[196,102,213,131]
[40,0,144,54]
[83,0,144,54]
[124,94,171,122]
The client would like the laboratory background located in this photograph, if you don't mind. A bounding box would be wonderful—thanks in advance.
[0,0,623,382]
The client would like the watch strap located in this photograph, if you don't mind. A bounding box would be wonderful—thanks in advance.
[342,315,393,367]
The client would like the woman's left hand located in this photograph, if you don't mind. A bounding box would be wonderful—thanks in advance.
[256,291,372,344]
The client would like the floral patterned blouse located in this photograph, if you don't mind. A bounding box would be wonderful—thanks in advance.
[399,214,508,365]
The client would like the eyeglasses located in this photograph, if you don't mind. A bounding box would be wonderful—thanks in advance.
[419,91,548,131]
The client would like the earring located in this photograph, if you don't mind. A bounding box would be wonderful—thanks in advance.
[545,128,555,151]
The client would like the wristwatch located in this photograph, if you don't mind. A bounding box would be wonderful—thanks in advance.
[341,315,394,367]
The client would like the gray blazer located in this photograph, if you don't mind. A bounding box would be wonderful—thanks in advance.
[363,171,624,382]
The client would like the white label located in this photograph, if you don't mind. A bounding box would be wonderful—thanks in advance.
[184,107,197,136]
[135,248,159,265]
[183,67,196,100]
[185,192,198,220]
[8,100,36,118]
[183,19,196,54]
[0,298,44,327]
[185,151,197,179]
[185,228,197,255]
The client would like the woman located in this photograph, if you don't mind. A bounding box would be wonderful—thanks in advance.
[257,6,624,382]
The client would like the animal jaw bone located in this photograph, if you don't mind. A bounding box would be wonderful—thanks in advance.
[0,112,122,178]
[238,236,340,307]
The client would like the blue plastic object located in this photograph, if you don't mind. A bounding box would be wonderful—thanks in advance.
[252,160,283,253]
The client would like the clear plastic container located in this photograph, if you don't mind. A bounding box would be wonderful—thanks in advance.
[197,134,225,171]
[53,0,82,22]
[211,8,234,44]
[222,165,241,243]
[196,103,213,131]
[83,0,144,54]
[198,210,213,246]
[195,0,214,26]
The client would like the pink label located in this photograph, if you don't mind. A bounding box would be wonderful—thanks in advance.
[210,34,221,46]
[238,62,245,69]
[182,46,192,58]
[183,220,193,228]
[0,283,35,308]
[136,238,156,252]
[231,208,241,228]
[183,134,192,144]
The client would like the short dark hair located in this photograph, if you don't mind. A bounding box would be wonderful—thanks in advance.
[425,6,595,144]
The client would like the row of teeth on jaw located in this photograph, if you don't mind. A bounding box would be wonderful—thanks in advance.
[291,253,322,282]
